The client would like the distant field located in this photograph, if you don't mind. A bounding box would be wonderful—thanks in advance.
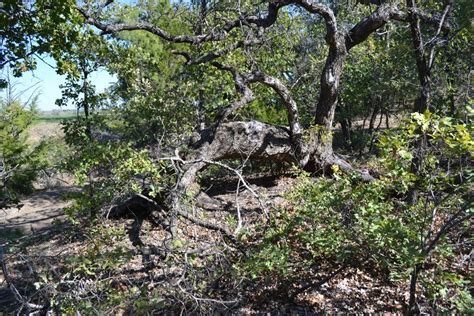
[28,121,64,145]
[29,110,72,144]
[35,115,76,123]
[34,111,77,124]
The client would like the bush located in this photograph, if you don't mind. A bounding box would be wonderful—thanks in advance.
[241,111,473,311]
[0,100,49,209]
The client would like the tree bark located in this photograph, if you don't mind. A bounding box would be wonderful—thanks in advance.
[190,121,296,163]
[315,36,347,133]
[339,118,351,147]
[407,0,431,113]
[408,264,421,314]
[368,97,380,133]
[188,120,373,180]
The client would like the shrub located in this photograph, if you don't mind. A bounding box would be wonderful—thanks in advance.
[0,100,49,209]
[241,111,473,311]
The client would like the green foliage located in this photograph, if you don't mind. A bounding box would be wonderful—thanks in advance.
[63,136,172,219]
[337,23,418,150]
[242,112,472,310]
[0,100,49,208]
[102,1,198,144]
[378,111,473,194]
[0,0,82,75]
[33,223,138,314]
[65,225,130,277]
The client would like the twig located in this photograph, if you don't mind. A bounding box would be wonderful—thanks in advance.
[136,194,236,242]
[159,154,268,217]
[0,246,44,312]
[234,178,243,234]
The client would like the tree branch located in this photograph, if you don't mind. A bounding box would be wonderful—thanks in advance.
[427,1,452,69]
[208,62,255,128]
[345,3,452,50]
[346,4,404,50]
[295,0,338,40]
[77,1,292,43]
[137,193,236,241]
[173,38,263,66]
[246,72,308,165]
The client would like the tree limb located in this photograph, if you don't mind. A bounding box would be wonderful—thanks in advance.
[136,193,236,242]
[174,38,263,66]
[246,71,308,165]
[77,1,292,43]
[345,4,405,50]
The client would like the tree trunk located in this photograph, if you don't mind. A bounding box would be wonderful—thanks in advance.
[340,118,351,148]
[408,264,421,314]
[407,0,431,113]
[187,120,373,177]
[368,100,379,134]
[414,63,431,113]
[190,121,296,164]
[310,33,348,169]
[82,69,92,139]
[315,36,347,134]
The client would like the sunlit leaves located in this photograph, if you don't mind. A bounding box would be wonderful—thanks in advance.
[242,112,472,309]
[0,100,49,208]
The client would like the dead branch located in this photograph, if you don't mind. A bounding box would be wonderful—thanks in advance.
[136,193,236,242]
[161,153,268,216]
[0,246,44,313]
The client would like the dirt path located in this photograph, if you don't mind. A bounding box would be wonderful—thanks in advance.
[0,184,80,312]
[0,187,75,237]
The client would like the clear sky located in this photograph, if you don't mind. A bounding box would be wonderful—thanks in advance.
[1,57,116,111]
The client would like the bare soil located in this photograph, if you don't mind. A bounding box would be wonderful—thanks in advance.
[1,188,73,236]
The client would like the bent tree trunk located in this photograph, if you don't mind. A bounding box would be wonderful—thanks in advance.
[99,2,408,234]
[315,37,347,132]
[174,11,383,203]
[168,32,352,237]
[80,2,412,193]
[184,120,371,186]
[310,33,348,167]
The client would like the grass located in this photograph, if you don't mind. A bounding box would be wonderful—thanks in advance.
[34,114,76,124]
[27,120,65,145]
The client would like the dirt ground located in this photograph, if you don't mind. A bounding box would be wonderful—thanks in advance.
[0,188,72,237]
[1,121,70,240]
[0,172,78,312]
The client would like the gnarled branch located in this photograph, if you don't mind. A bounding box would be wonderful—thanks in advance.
[77,1,292,43]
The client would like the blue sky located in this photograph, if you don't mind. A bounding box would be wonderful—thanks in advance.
[2,57,116,111]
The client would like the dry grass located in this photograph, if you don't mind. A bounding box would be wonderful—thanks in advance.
[27,121,64,145]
